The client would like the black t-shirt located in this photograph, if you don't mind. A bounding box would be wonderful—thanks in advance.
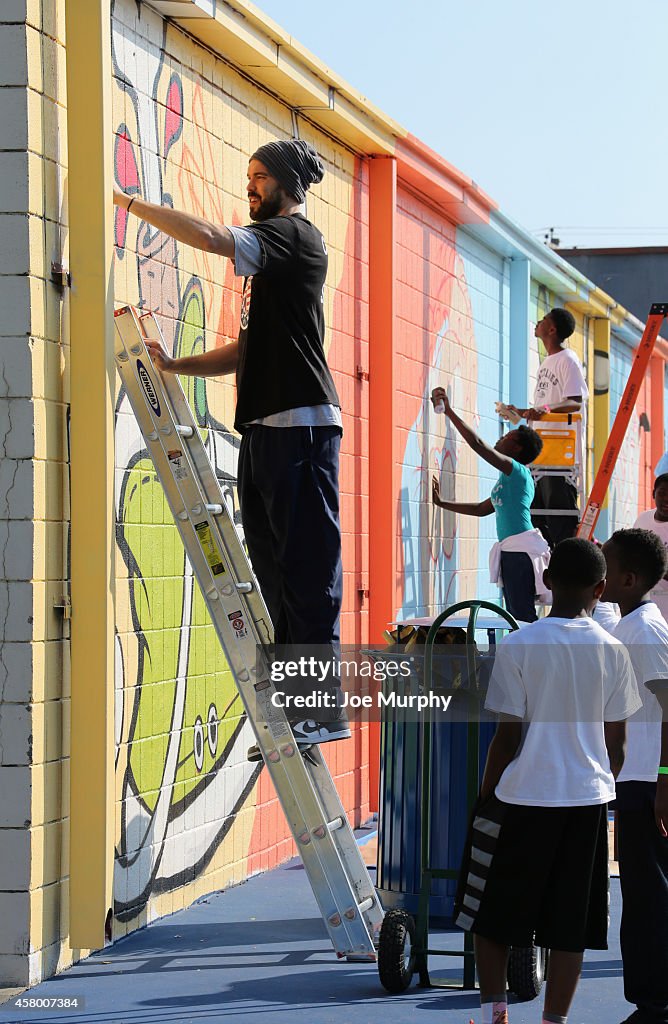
[234,213,340,432]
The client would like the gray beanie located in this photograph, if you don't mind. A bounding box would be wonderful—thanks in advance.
[250,139,324,203]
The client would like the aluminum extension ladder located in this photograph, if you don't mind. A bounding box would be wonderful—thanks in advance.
[113,305,383,959]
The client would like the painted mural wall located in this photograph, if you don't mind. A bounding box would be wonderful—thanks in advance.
[0,0,662,991]
[395,188,515,619]
[109,0,371,936]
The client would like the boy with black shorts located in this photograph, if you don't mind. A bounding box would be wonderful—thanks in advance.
[456,539,641,1024]
[601,529,668,1024]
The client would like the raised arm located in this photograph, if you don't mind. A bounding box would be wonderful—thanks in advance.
[114,188,235,258]
[515,396,583,421]
[145,338,239,378]
[432,477,494,517]
[431,388,514,475]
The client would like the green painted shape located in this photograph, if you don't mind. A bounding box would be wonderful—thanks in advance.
[123,458,184,811]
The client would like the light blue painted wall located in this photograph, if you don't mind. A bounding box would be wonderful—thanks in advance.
[456,228,506,604]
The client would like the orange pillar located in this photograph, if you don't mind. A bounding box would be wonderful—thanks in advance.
[368,156,397,811]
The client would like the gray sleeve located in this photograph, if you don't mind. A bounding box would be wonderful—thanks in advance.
[227,225,264,277]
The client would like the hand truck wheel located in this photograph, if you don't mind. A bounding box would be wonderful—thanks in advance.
[507,944,549,1001]
[378,908,416,993]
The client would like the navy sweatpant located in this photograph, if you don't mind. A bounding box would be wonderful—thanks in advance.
[499,550,538,623]
[237,424,343,711]
[616,781,668,1022]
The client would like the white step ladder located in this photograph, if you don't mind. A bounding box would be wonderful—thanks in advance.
[113,306,382,959]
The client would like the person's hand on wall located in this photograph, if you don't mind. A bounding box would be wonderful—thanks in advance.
[114,187,136,210]
[431,387,451,416]
[145,340,177,373]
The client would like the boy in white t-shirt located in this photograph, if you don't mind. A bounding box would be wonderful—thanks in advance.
[633,473,668,622]
[508,308,589,549]
[456,538,640,1024]
[601,529,668,1024]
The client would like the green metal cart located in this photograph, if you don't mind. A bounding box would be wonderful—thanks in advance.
[377,600,548,1000]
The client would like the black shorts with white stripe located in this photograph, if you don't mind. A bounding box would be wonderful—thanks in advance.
[455,794,609,953]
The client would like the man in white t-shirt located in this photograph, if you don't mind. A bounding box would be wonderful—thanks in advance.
[633,473,668,622]
[602,529,668,1024]
[456,538,640,1024]
[509,308,589,549]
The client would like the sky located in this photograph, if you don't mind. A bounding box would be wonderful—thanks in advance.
[257,0,666,250]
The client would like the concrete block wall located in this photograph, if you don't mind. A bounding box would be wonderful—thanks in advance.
[110,0,370,940]
[1,0,658,992]
[395,187,484,617]
[0,0,70,989]
[1,0,373,984]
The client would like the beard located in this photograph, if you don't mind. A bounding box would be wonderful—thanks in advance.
[248,186,286,222]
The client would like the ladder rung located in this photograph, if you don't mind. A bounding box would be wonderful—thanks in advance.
[312,816,343,839]
[206,503,223,514]
[236,582,253,593]
[176,424,194,437]
[357,897,375,914]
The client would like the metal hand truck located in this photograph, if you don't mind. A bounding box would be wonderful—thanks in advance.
[377,600,548,1000]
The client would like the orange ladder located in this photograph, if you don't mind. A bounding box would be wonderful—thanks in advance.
[577,303,668,539]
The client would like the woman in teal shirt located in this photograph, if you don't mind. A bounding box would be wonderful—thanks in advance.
[431,388,545,622]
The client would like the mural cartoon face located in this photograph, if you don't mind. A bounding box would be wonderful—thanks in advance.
[111,4,259,924]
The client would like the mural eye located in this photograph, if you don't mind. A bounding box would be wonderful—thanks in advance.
[164,73,183,160]
[207,703,218,757]
[193,715,205,773]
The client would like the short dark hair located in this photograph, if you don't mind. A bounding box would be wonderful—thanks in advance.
[608,529,667,590]
[654,473,668,492]
[548,538,606,588]
[548,307,576,341]
[514,425,543,465]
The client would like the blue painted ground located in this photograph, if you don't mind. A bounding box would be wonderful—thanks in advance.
[0,833,628,1024]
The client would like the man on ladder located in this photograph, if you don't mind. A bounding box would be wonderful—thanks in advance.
[114,139,350,753]
[509,308,588,548]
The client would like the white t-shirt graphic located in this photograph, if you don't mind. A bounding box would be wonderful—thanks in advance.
[533,348,589,409]
[613,602,668,782]
[485,616,640,806]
